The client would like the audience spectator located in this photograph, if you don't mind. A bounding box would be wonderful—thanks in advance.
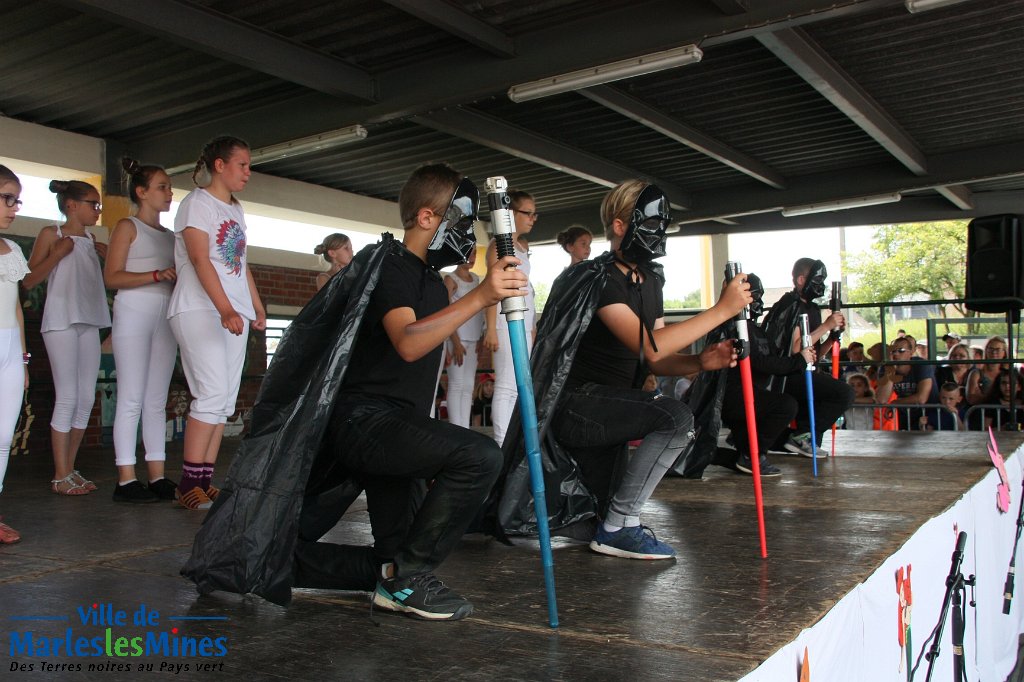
[875,336,937,431]
[844,373,875,431]
[979,368,1024,431]
[925,381,965,431]
[941,332,961,357]
[966,336,1009,405]
[934,342,971,408]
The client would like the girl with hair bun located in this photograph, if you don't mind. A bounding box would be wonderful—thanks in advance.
[0,165,30,541]
[556,225,592,266]
[168,136,265,510]
[23,178,110,496]
[103,158,178,503]
[313,232,352,291]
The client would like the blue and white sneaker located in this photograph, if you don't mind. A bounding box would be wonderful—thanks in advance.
[589,525,676,560]
[372,573,473,621]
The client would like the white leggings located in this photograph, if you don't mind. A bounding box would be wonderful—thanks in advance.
[0,328,25,495]
[170,310,248,425]
[42,324,101,432]
[446,338,479,428]
[490,327,533,447]
[112,296,178,466]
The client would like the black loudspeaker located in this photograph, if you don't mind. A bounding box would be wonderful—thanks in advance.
[965,214,1024,314]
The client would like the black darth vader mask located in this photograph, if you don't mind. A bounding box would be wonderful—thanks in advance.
[800,260,828,301]
[747,273,765,320]
[426,178,479,270]
[620,184,670,263]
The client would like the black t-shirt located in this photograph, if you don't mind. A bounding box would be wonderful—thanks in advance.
[340,245,449,414]
[567,262,663,389]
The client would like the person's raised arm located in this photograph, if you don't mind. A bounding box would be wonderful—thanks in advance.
[482,239,500,353]
[23,226,71,290]
[597,274,750,365]
[382,255,525,362]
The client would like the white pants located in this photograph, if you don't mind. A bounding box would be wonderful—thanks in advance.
[490,326,533,447]
[0,328,24,494]
[446,338,479,428]
[170,310,248,425]
[112,296,178,466]
[42,324,101,432]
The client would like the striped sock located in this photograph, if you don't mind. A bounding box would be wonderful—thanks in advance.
[177,461,205,495]
[201,465,214,492]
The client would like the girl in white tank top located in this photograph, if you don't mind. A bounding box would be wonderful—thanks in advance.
[0,165,29,543]
[104,159,178,504]
[443,249,484,428]
[23,179,110,496]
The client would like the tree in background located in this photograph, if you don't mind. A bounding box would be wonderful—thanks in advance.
[847,221,971,320]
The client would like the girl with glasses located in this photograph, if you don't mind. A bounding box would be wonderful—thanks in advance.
[0,166,30,541]
[104,158,179,504]
[483,189,538,447]
[23,179,111,496]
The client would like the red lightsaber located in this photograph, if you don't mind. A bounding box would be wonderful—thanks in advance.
[830,282,842,457]
[726,261,768,558]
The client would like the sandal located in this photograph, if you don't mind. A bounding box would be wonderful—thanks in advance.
[0,517,20,544]
[205,484,220,501]
[175,486,212,510]
[51,474,90,496]
[70,470,97,492]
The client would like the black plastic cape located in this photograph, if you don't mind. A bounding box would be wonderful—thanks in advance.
[181,235,398,606]
[487,252,727,536]
[761,290,804,362]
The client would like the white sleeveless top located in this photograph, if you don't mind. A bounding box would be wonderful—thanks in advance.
[0,239,29,329]
[493,239,535,332]
[448,271,484,341]
[115,217,175,305]
[41,226,111,332]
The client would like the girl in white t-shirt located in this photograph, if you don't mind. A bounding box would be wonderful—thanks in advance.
[104,158,178,504]
[0,165,30,543]
[24,179,111,496]
[443,248,484,428]
[168,136,266,510]
[483,189,537,446]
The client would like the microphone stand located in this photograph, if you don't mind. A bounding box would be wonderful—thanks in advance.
[1005,477,1024,615]
[725,261,768,558]
[921,531,976,682]
[485,176,558,628]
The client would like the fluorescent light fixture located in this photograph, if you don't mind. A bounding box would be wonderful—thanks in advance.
[507,44,703,103]
[781,192,902,217]
[164,125,369,176]
[905,0,973,13]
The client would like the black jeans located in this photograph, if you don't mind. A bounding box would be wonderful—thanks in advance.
[550,383,693,528]
[721,381,798,458]
[305,396,501,581]
[782,371,855,446]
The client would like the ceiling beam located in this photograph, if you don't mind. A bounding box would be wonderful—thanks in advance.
[381,0,515,58]
[756,27,928,175]
[128,0,902,167]
[580,85,787,189]
[413,107,693,209]
[671,139,1024,223]
[934,184,975,210]
[57,0,375,102]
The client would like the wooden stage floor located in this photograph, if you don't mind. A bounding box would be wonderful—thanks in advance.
[2,431,1021,681]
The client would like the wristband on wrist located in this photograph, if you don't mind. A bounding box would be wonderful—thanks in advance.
[22,352,31,365]
[152,270,160,283]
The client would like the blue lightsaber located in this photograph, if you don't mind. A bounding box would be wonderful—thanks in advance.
[486,176,558,628]
[798,314,819,476]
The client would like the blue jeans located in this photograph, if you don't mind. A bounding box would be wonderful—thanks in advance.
[550,383,694,528]
[318,396,502,579]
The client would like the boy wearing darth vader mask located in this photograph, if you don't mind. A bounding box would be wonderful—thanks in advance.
[761,258,853,458]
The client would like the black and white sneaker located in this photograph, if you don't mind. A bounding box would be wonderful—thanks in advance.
[372,573,473,621]
[735,454,782,477]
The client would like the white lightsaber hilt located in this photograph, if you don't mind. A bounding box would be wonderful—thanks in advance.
[725,260,749,345]
[485,176,527,321]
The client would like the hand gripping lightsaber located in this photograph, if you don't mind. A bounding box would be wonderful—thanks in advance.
[798,314,820,477]
[726,262,768,558]
[829,282,843,458]
[485,176,558,628]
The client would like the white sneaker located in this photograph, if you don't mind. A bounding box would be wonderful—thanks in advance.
[784,433,827,459]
